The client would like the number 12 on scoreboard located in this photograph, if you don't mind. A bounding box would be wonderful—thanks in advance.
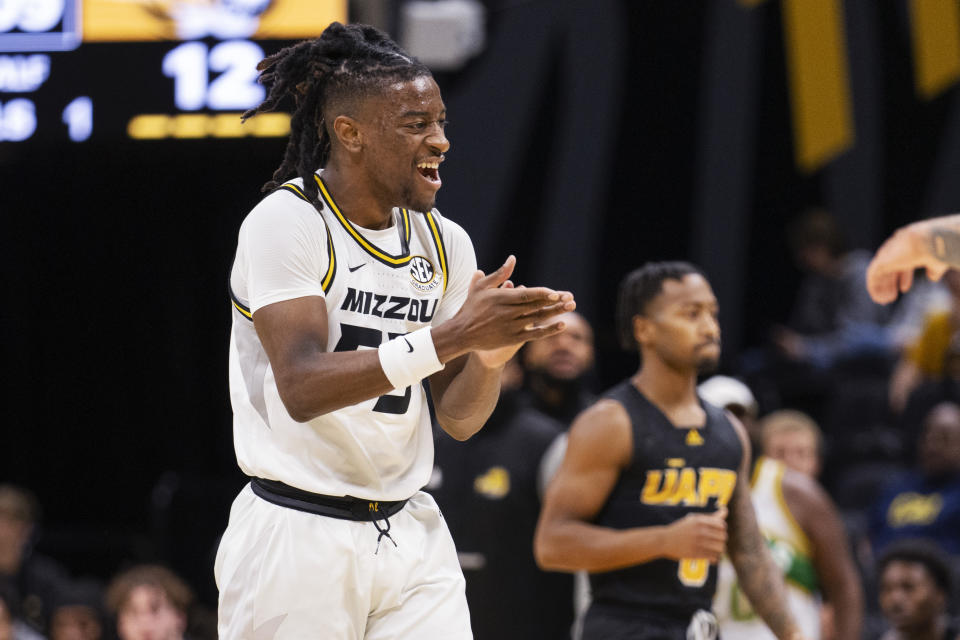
[162,40,265,112]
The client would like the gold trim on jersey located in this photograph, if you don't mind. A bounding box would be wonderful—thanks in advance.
[750,456,765,488]
[229,283,253,321]
[279,182,336,294]
[772,462,813,556]
[281,183,308,201]
[402,207,412,246]
[424,209,448,293]
[314,175,415,268]
[321,228,336,293]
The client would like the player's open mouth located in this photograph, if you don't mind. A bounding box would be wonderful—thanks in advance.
[417,160,441,186]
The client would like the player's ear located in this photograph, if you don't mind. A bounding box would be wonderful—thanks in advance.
[632,314,651,347]
[332,115,363,153]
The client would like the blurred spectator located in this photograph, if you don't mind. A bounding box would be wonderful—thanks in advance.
[0,485,71,635]
[876,540,959,640]
[702,376,864,640]
[772,209,892,371]
[698,375,760,429]
[760,409,824,479]
[0,584,44,640]
[898,332,960,465]
[741,209,894,428]
[48,580,104,640]
[889,271,960,414]
[869,402,960,556]
[520,311,596,426]
[430,356,575,640]
[105,565,192,640]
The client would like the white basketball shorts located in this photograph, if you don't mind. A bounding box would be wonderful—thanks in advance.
[214,484,472,639]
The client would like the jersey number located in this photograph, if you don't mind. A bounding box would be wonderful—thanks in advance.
[678,558,709,587]
[334,323,412,415]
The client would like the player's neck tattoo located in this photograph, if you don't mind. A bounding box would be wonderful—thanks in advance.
[930,226,960,268]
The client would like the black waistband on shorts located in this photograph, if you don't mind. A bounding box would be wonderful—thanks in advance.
[250,478,408,521]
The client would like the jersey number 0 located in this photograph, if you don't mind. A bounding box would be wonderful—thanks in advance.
[678,558,709,587]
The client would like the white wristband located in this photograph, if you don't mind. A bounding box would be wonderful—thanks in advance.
[377,326,443,390]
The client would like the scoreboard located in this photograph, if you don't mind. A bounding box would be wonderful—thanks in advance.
[0,0,346,143]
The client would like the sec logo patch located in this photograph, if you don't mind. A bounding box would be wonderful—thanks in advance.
[410,255,441,293]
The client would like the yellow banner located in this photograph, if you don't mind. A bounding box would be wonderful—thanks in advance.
[909,0,960,100]
[83,0,347,42]
[782,0,854,172]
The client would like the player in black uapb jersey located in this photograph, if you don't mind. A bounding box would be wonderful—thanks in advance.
[535,262,806,640]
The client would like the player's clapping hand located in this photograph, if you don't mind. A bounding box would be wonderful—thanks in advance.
[452,255,576,368]
[661,507,728,562]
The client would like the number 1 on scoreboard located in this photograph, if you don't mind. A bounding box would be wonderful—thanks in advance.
[62,96,91,142]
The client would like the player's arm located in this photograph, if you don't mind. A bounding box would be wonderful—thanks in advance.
[428,257,574,440]
[781,469,864,640]
[256,257,572,423]
[867,213,960,303]
[253,296,397,421]
[427,352,501,441]
[725,417,804,640]
[534,400,727,572]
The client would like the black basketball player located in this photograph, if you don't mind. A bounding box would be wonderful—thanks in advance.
[534,262,805,640]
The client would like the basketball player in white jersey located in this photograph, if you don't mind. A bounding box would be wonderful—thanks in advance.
[214,23,575,639]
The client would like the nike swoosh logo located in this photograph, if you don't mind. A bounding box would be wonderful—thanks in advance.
[404,337,414,353]
[348,263,366,272]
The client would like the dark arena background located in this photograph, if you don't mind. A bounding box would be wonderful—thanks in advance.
[4,0,960,619]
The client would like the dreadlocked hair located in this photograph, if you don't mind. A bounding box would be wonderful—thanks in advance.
[616,261,705,351]
[242,22,431,208]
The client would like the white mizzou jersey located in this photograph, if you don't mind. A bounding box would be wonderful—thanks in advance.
[228,171,476,501]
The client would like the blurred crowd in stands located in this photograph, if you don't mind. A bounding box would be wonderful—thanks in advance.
[0,483,216,640]
[4,209,960,639]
